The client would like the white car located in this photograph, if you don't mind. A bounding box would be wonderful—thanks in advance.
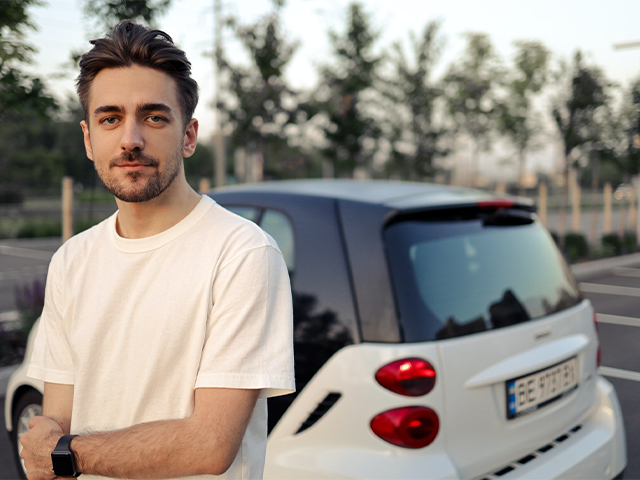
[5,180,627,479]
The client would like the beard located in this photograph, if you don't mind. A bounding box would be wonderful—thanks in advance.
[95,148,183,203]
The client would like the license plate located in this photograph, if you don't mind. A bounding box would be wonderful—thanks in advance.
[506,357,578,420]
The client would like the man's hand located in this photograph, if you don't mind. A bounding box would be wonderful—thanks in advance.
[20,416,64,480]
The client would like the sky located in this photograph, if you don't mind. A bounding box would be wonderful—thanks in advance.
[23,0,640,178]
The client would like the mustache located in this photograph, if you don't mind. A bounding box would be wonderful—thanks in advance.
[109,151,160,168]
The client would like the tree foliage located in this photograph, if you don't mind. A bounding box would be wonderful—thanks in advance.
[307,1,383,177]
[443,33,501,183]
[617,78,640,180]
[551,51,608,179]
[216,0,306,179]
[381,21,449,180]
[0,0,57,186]
[497,40,550,187]
[83,0,172,31]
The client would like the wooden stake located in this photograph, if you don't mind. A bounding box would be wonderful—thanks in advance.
[629,188,636,232]
[198,178,211,194]
[571,170,580,232]
[604,183,612,234]
[538,182,547,226]
[62,177,73,243]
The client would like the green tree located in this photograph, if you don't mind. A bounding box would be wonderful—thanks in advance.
[496,41,550,192]
[381,21,449,180]
[83,0,171,31]
[617,78,640,182]
[217,0,306,180]
[0,96,91,192]
[551,51,608,236]
[0,0,57,187]
[306,2,383,177]
[443,33,501,185]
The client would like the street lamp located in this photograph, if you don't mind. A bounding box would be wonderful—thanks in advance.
[613,40,640,50]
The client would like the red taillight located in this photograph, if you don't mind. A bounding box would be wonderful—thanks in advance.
[375,358,436,396]
[593,310,602,368]
[477,200,515,209]
[370,406,440,448]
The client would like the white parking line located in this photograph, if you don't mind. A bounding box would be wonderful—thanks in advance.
[599,366,640,382]
[612,267,640,277]
[0,245,54,261]
[0,265,48,281]
[597,313,640,328]
[579,282,640,297]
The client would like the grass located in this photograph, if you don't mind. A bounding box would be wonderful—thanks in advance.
[0,216,108,239]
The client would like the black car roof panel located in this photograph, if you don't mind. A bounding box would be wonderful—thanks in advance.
[212,179,530,210]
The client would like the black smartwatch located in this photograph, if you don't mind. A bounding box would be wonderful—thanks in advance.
[51,435,81,477]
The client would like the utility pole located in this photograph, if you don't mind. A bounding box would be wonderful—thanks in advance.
[213,0,226,188]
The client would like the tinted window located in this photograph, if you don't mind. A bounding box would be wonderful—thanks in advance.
[260,209,295,271]
[385,216,582,341]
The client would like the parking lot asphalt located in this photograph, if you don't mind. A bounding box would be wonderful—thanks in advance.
[571,256,640,479]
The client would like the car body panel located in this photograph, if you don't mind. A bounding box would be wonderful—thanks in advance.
[4,318,44,434]
[436,300,600,478]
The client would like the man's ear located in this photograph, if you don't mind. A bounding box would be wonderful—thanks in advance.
[182,118,199,158]
[80,120,94,161]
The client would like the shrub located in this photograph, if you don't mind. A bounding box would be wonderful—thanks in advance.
[601,233,622,256]
[0,188,24,204]
[622,231,637,254]
[15,278,45,336]
[564,233,589,262]
[16,219,61,238]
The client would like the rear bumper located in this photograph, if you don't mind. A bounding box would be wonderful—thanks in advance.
[264,376,626,480]
[475,375,626,480]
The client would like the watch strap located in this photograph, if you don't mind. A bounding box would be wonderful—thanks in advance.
[55,434,78,451]
[52,434,81,477]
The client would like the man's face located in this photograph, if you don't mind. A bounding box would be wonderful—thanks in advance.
[80,65,197,203]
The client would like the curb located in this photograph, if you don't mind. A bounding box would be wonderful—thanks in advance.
[571,252,640,281]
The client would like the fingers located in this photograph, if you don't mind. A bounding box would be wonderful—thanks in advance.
[28,415,44,429]
[20,416,61,480]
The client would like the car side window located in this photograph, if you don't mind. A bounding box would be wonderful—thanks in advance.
[224,205,260,222]
[259,209,295,271]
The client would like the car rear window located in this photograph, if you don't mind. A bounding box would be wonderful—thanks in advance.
[385,212,582,342]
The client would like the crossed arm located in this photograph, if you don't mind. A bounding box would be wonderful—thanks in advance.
[20,382,260,480]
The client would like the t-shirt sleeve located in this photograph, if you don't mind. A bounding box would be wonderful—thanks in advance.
[27,255,75,384]
[195,244,295,398]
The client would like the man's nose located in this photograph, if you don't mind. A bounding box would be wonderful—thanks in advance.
[120,120,144,151]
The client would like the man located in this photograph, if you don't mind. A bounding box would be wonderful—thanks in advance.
[20,21,295,480]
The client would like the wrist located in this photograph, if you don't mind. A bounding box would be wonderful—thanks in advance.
[51,434,81,477]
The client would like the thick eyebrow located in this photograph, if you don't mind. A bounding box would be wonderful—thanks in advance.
[92,103,173,117]
[93,104,125,116]
[136,103,173,116]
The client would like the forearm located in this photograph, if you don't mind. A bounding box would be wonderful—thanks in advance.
[74,416,227,478]
[72,388,259,479]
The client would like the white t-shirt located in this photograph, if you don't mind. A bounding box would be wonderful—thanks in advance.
[28,195,295,480]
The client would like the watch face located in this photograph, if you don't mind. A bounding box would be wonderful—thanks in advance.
[51,451,77,477]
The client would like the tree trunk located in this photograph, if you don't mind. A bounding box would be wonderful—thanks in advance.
[518,149,526,197]
[558,152,571,246]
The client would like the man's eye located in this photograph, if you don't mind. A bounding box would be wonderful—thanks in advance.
[148,116,165,123]
[102,117,119,125]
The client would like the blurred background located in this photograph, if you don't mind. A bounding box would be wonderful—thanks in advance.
[3,0,640,341]
[3,1,640,234]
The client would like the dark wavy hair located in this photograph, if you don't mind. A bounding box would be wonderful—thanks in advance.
[76,21,199,127]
